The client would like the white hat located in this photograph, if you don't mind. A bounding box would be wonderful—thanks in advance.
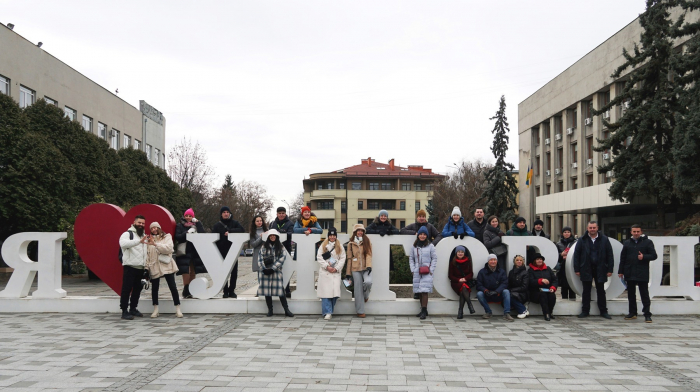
[488,253,498,260]
[451,206,462,218]
[265,229,281,241]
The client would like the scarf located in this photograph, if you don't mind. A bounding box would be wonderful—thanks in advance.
[531,262,548,271]
[455,256,469,264]
[301,215,317,228]
[354,237,362,246]
[488,265,497,272]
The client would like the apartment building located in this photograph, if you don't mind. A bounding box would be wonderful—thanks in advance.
[0,23,166,167]
[517,8,700,240]
[303,158,445,234]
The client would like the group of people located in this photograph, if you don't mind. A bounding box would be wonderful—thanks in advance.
[117,205,658,324]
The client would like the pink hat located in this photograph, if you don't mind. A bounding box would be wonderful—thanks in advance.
[184,208,195,218]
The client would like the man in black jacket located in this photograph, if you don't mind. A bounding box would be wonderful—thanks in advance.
[212,206,245,298]
[574,221,614,319]
[269,206,294,297]
[467,208,488,244]
[618,224,657,323]
[531,219,551,239]
[401,209,440,245]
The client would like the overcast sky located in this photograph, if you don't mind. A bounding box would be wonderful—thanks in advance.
[1,1,647,214]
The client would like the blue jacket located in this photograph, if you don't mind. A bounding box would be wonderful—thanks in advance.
[293,215,323,234]
[476,262,508,294]
[441,217,476,238]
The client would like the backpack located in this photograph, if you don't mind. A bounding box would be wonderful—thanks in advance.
[118,231,134,263]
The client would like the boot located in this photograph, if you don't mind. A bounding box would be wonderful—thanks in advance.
[265,296,273,317]
[222,283,229,298]
[175,305,183,318]
[121,310,134,320]
[466,298,476,314]
[419,307,427,320]
[182,285,192,299]
[280,296,294,317]
[457,295,465,319]
[150,305,159,318]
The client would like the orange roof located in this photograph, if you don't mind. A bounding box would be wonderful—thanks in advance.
[330,158,444,178]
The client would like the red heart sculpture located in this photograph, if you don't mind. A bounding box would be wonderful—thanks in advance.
[74,203,176,294]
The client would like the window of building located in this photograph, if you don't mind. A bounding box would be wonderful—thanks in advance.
[82,115,92,132]
[557,148,563,169]
[573,215,578,233]
[391,219,397,227]
[535,156,540,176]
[317,201,334,210]
[571,143,578,163]
[557,181,563,193]
[399,220,406,229]
[341,220,347,233]
[358,219,363,225]
[586,174,593,187]
[0,75,9,95]
[352,182,361,190]
[369,182,379,190]
[415,201,420,212]
[98,122,107,139]
[381,182,391,190]
[425,183,434,191]
[546,184,551,195]
[44,96,57,106]
[123,134,131,148]
[572,109,578,128]
[110,129,120,149]
[546,151,551,171]
[134,139,141,150]
[19,85,35,108]
[543,122,550,140]
[534,127,540,145]
[146,144,152,160]
[571,178,578,190]
[380,201,393,210]
[318,219,333,230]
[358,201,363,210]
[535,186,540,197]
[154,148,161,165]
[339,182,345,189]
[414,184,422,191]
[584,101,593,120]
[64,106,77,121]
[586,137,593,159]
[400,201,406,210]
[341,201,347,213]
[601,91,610,107]
[367,201,380,210]
[317,183,323,190]
[554,116,562,135]
[401,183,410,191]
[327,182,334,190]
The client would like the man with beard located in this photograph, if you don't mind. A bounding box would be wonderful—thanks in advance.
[212,206,246,298]
[467,208,488,244]
[531,219,551,240]
[119,215,148,320]
[574,221,614,319]
[401,210,440,245]
[269,206,294,297]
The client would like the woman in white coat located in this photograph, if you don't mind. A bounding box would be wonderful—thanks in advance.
[316,227,346,320]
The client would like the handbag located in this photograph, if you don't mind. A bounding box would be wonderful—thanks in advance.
[419,266,430,275]
[490,244,508,256]
[176,242,186,257]
[158,253,172,264]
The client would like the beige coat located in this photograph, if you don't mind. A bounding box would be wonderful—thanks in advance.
[345,240,372,274]
[316,240,347,298]
[146,233,179,279]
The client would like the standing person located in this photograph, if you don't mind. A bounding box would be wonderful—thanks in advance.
[467,207,488,244]
[401,209,440,244]
[257,229,294,317]
[448,246,476,318]
[366,210,400,236]
[409,227,438,320]
[249,215,268,273]
[212,206,245,298]
[316,227,346,320]
[270,206,294,297]
[145,222,182,318]
[618,224,657,323]
[506,217,534,265]
[483,215,507,271]
[574,221,614,319]
[556,227,577,301]
[476,254,513,321]
[441,207,476,239]
[528,253,558,321]
[119,215,148,320]
[294,206,323,235]
[345,224,373,318]
[174,208,206,299]
[531,219,551,239]
[508,255,530,319]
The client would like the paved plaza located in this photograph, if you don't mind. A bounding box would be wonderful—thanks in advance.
[1,312,700,392]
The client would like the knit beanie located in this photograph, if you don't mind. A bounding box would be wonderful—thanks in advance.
[301,206,311,214]
[451,206,462,218]
[562,226,572,234]
[514,216,526,224]
[416,209,427,218]
[150,221,161,229]
[417,226,429,236]
[488,253,498,261]
[379,209,388,218]
[455,245,467,254]
[220,206,231,215]
[328,227,338,237]
[184,208,195,218]
[533,219,544,227]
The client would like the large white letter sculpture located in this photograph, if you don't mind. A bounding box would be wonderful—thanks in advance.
[0,232,67,298]
[648,236,700,300]
[187,233,248,299]
[565,238,626,300]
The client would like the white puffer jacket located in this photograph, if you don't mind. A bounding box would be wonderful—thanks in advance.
[120,226,147,268]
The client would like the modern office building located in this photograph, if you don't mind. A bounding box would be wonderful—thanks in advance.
[303,158,445,234]
[0,22,166,167]
[517,8,700,240]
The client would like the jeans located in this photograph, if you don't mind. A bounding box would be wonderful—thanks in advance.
[152,273,180,306]
[511,298,527,314]
[582,280,607,314]
[476,289,511,314]
[120,266,143,311]
[626,280,651,316]
[321,297,338,315]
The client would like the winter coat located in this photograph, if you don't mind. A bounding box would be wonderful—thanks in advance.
[345,240,372,274]
[401,221,440,244]
[476,262,508,294]
[508,264,529,304]
[212,218,245,258]
[119,226,146,268]
[145,233,178,279]
[441,217,476,238]
[467,219,488,243]
[555,236,577,273]
[249,227,264,272]
[573,232,614,282]
[532,229,551,240]
[257,246,286,297]
[528,263,558,303]
[448,257,474,294]
[174,219,206,275]
[618,236,657,283]
[483,225,507,269]
[316,240,347,298]
[269,217,294,252]
[366,217,400,236]
[409,242,437,293]
[506,223,531,236]
[293,213,323,234]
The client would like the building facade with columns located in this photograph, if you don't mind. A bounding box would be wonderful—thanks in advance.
[303,158,445,234]
[517,8,700,241]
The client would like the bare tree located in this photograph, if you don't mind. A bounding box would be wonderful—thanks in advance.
[286,191,306,223]
[167,137,214,195]
[429,159,492,229]
[198,177,274,230]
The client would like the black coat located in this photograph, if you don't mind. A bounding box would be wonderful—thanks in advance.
[401,221,440,245]
[531,229,551,240]
[573,232,614,282]
[555,236,577,272]
[174,219,206,274]
[269,217,294,253]
[618,236,657,282]
[467,219,488,243]
[508,265,529,303]
[476,262,508,294]
[212,218,245,258]
[366,218,400,236]
[527,264,558,303]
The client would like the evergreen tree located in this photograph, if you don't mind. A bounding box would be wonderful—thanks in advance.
[222,174,234,191]
[472,95,519,223]
[594,0,680,230]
